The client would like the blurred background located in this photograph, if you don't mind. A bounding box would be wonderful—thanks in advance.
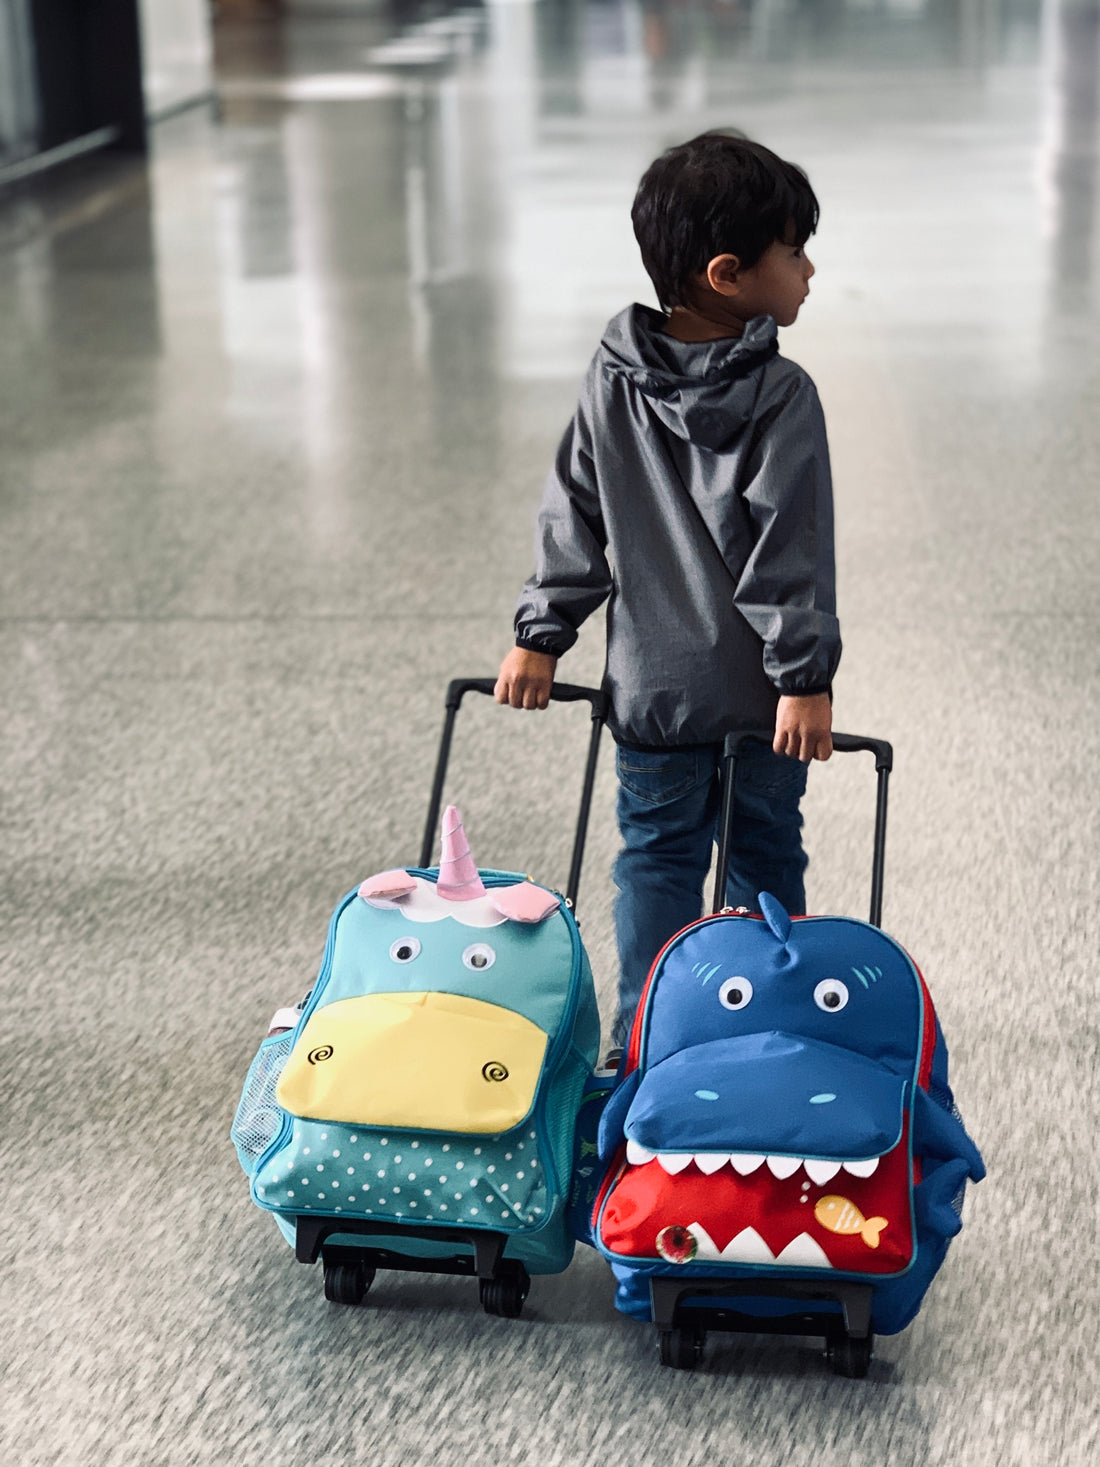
[1,2,1097,1465]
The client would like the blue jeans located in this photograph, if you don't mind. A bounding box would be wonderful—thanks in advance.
[610,738,808,1046]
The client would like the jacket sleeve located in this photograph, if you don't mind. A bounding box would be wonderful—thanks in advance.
[731,372,841,695]
[513,402,612,657]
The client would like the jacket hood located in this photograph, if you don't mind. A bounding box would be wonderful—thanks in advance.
[600,304,779,451]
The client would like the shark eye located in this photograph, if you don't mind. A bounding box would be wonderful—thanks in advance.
[390,937,422,963]
[814,979,849,1012]
[463,943,496,971]
[718,976,753,1011]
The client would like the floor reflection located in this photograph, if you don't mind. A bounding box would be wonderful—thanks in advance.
[197,0,1098,399]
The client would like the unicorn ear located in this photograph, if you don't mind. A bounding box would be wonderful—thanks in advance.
[436,806,487,902]
[491,883,560,924]
[359,870,416,906]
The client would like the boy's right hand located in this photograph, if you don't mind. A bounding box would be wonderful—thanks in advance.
[495,648,558,710]
[774,692,833,763]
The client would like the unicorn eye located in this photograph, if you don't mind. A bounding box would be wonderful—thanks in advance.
[718,976,753,1011]
[390,937,421,963]
[462,943,496,971]
[814,979,849,1012]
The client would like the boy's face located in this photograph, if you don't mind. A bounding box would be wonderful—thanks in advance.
[732,238,815,328]
[668,226,817,342]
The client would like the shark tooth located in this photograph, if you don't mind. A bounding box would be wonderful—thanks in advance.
[657,1152,693,1175]
[720,1227,776,1264]
[804,1159,843,1186]
[626,1139,655,1167]
[694,1153,729,1175]
[766,1155,803,1180]
[843,1157,880,1178]
[729,1154,766,1176]
[775,1233,834,1269]
[685,1223,722,1261]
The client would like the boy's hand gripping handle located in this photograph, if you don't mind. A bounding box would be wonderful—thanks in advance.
[713,730,893,927]
[419,679,610,912]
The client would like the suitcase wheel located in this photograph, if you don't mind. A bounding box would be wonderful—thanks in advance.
[826,1332,874,1378]
[323,1260,375,1307]
[479,1263,530,1319]
[658,1326,706,1370]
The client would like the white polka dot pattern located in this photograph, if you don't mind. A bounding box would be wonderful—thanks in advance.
[254,1120,550,1227]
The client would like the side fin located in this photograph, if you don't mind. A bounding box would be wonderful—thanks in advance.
[914,1156,970,1240]
[597,1069,640,1162]
[913,1087,986,1181]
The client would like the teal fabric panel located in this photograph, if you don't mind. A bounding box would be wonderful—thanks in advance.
[323,892,576,1039]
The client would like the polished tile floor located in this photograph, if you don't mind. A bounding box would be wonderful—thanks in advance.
[1,2,1097,1464]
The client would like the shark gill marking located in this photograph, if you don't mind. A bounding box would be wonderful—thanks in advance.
[692,961,723,986]
[851,965,883,989]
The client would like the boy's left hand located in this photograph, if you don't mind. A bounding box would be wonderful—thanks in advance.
[774,693,833,763]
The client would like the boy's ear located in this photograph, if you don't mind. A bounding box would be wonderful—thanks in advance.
[705,253,743,297]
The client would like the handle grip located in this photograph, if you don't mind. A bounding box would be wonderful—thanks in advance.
[420,678,608,909]
[829,732,893,773]
[443,677,609,720]
[714,728,893,927]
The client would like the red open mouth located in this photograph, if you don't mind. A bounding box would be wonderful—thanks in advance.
[599,1124,914,1274]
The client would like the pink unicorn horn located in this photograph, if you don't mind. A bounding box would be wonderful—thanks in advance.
[436,805,487,902]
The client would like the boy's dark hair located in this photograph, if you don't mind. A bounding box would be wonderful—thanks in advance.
[632,131,820,312]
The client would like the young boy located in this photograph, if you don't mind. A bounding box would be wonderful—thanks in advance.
[495,131,841,1048]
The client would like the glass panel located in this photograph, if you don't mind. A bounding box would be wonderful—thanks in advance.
[0,0,41,168]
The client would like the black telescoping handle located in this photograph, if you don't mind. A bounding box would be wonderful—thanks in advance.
[419,678,610,911]
[713,729,894,927]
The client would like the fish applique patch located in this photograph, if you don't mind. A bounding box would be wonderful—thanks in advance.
[814,1195,888,1248]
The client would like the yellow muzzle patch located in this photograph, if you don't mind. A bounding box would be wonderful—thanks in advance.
[275,991,549,1134]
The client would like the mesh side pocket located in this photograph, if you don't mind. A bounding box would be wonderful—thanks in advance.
[927,1087,977,1221]
[231,1034,292,1177]
[543,1049,591,1207]
[950,1101,978,1219]
[950,1177,968,1220]
[566,1073,614,1244]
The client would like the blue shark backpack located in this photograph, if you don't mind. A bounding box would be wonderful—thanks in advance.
[586,735,985,1374]
[232,803,601,1316]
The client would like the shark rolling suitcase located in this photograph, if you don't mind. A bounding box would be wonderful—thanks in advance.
[588,732,985,1375]
[231,678,606,1317]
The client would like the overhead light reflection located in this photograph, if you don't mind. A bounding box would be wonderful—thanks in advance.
[1038,0,1100,316]
[217,75,401,102]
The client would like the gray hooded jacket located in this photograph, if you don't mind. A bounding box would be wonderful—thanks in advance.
[514,304,841,747]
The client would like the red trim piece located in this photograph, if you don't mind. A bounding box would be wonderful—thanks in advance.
[911,960,938,1091]
[589,1146,625,1232]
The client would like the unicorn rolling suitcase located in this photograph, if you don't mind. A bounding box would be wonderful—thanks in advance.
[588,732,985,1375]
[232,678,607,1317]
